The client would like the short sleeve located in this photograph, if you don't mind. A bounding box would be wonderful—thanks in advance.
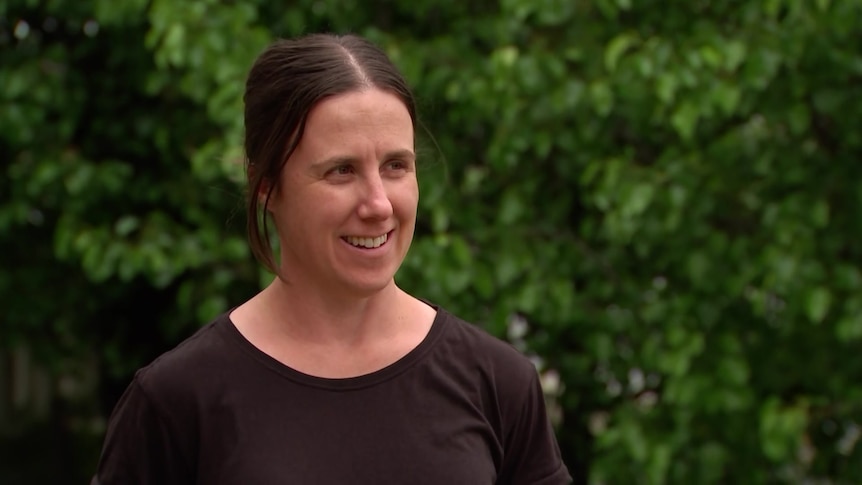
[498,367,572,485]
[92,377,195,485]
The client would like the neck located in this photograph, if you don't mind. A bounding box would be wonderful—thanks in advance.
[258,276,406,346]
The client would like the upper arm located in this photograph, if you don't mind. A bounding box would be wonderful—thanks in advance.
[498,362,572,485]
[93,378,195,485]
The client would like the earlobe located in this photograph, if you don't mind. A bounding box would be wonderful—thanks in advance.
[248,162,273,211]
[257,179,277,213]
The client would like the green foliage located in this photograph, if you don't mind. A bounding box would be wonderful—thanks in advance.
[2,0,862,483]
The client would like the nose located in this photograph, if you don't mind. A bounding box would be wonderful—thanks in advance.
[357,174,394,220]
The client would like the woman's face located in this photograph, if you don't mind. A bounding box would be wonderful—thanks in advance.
[268,88,418,297]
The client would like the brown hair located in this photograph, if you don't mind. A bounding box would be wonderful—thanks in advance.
[243,33,418,274]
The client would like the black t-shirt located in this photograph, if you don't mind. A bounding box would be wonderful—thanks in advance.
[92,307,571,484]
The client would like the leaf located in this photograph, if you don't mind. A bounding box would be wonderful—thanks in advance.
[473,265,495,299]
[497,188,525,225]
[671,101,700,141]
[431,206,449,232]
[621,183,654,217]
[805,287,831,324]
[788,103,810,135]
[654,73,678,105]
[713,83,741,115]
[450,235,473,267]
[114,215,140,237]
[810,199,830,228]
[492,45,519,69]
[718,357,749,386]
[836,315,862,342]
[759,398,808,461]
[589,81,614,116]
[495,253,520,286]
[604,33,636,73]
[699,45,722,69]
[723,40,748,72]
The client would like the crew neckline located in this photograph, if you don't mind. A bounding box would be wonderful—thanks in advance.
[216,305,450,391]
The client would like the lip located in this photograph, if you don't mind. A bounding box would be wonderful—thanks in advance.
[341,229,394,251]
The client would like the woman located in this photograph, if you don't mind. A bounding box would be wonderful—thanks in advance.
[93,33,571,484]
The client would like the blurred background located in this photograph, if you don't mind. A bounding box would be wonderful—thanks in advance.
[2,0,862,483]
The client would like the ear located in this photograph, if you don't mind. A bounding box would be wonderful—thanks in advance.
[250,159,274,204]
[258,180,276,212]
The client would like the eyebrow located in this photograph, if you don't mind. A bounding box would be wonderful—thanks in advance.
[312,149,416,168]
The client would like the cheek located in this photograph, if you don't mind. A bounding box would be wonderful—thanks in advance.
[395,177,419,204]
[277,192,354,238]
[268,194,314,237]
[393,187,419,219]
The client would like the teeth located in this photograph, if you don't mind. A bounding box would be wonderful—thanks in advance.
[346,233,388,248]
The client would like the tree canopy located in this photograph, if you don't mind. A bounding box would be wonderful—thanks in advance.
[2,0,861,483]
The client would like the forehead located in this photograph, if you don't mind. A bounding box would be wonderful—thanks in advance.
[302,88,413,140]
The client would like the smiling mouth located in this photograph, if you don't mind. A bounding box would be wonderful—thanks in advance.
[344,232,390,249]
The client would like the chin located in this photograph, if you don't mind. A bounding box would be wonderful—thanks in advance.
[341,275,396,297]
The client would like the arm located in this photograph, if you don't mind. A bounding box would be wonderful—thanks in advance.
[498,366,572,485]
[92,377,195,485]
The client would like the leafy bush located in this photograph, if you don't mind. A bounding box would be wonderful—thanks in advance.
[2,0,861,483]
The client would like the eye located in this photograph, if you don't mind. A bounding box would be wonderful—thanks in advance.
[328,164,354,176]
[385,159,409,171]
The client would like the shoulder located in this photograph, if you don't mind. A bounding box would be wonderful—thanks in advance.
[93,317,233,485]
[435,308,538,383]
[430,308,571,483]
[430,308,542,413]
[133,312,235,405]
